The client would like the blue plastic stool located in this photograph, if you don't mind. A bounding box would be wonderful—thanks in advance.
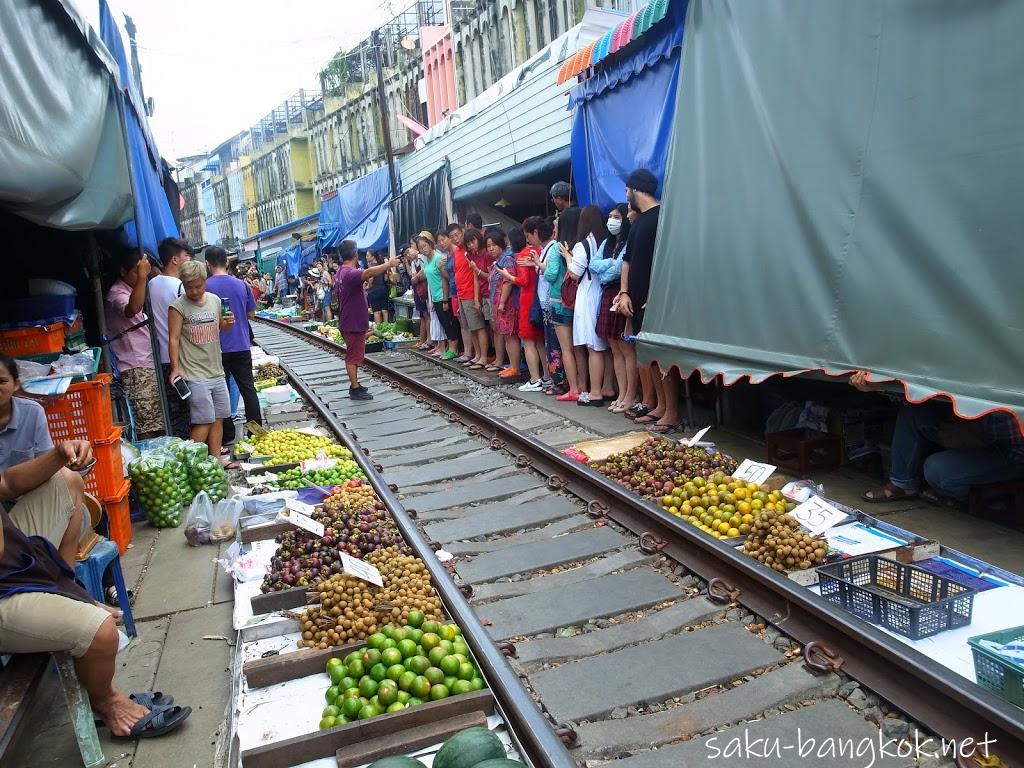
[74,539,136,638]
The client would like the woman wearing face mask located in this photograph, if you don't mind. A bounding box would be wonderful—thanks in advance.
[591,203,633,412]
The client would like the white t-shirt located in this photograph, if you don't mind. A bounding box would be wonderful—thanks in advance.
[149,274,183,364]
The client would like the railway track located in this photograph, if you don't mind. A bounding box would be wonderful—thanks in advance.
[252,319,1023,768]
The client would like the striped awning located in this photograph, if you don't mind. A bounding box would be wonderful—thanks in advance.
[556,0,669,85]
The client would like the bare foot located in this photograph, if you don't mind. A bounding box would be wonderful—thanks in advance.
[94,691,148,737]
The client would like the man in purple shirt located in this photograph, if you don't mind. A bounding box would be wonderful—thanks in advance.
[205,247,261,444]
[335,240,397,400]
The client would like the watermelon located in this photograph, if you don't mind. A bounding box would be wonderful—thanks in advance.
[433,728,506,768]
[367,757,427,768]
[473,760,526,768]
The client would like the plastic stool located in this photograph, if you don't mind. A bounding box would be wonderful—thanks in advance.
[52,652,105,768]
[75,539,136,638]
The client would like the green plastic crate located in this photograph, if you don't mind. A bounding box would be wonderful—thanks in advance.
[18,347,101,383]
[968,625,1024,707]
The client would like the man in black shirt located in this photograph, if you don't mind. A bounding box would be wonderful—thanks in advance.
[617,169,681,433]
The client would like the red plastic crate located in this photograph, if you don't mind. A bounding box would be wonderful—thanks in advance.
[0,324,65,356]
[102,479,132,555]
[84,426,125,499]
[40,374,114,443]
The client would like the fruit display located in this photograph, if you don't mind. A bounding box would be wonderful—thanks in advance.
[256,362,285,380]
[261,491,406,593]
[743,507,828,572]
[316,325,343,344]
[317,621,486,728]
[660,474,794,540]
[128,450,190,528]
[363,728,515,768]
[270,460,365,489]
[322,481,378,515]
[184,452,230,503]
[594,439,738,500]
[251,429,353,464]
[296,548,444,648]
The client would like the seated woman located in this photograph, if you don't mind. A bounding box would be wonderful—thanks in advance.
[0,448,191,737]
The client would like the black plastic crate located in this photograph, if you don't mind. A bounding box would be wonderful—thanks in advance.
[816,555,976,640]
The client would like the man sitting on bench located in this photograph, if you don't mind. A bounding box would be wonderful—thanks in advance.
[0,447,190,738]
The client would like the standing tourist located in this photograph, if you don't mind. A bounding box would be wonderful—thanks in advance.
[167,260,236,466]
[489,229,522,378]
[546,208,583,401]
[525,216,565,394]
[417,235,460,360]
[365,251,392,325]
[550,181,574,214]
[152,237,193,438]
[274,265,287,301]
[460,229,491,370]
[103,249,163,438]
[335,240,398,400]
[565,206,612,406]
[205,246,262,446]
[593,203,633,412]
[618,169,678,432]
[447,224,477,364]
[496,227,546,390]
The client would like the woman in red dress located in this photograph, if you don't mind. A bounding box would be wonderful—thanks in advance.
[496,227,545,389]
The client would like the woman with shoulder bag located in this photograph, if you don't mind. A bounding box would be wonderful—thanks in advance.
[548,208,583,401]
[592,203,633,412]
[563,205,610,405]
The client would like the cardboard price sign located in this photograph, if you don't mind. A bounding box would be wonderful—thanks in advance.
[790,496,847,536]
[340,553,384,587]
[682,426,712,447]
[282,500,325,537]
[299,456,337,472]
[731,459,777,486]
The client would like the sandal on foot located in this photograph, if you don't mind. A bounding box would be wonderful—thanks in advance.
[118,705,192,739]
[862,484,917,503]
[646,422,682,435]
[484,364,502,372]
[633,414,659,424]
[95,693,175,725]
[468,363,485,370]
[626,404,651,420]
[105,586,134,607]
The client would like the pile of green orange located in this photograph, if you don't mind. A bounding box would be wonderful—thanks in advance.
[319,618,486,730]
[659,472,794,540]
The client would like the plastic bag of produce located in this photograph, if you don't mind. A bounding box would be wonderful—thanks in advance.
[128,449,189,528]
[184,491,214,546]
[179,440,210,466]
[210,497,242,542]
[184,450,230,503]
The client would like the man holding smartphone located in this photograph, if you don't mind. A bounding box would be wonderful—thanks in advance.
[168,260,237,468]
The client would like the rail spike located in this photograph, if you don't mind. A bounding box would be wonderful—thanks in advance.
[803,640,844,675]
[707,576,741,604]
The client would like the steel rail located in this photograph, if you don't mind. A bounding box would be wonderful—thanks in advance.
[276,356,579,768]
[259,318,1024,765]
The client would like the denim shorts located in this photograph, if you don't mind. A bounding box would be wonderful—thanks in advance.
[550,307,574,326]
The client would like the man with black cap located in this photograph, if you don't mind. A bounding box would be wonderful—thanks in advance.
[618,169,681,433]
[549,181,574,213]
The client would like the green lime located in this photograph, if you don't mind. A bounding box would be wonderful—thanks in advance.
[398,670,417,692]
[362,648,382,667]
[341,696,362,719]
[408,655,431,675]
[408,697,423,707]
[440,624,461,640]
[381,648,403,667]
[386,701,406,713]
[386,664,406,682]
[452,641,469,657]
[381,624,396,638]
[396,639,418,659]
[439,655,460,676]
[319,716,336,730]
[396,691,411,704]
[420,633,441,652]
[358,704,382,720]
[369,663,388,682]
[343,687,361,700]
[424,666,445,685]
[358,677,379,698]
[326,657,344,671]
[322,705,340,718]
[429,684,450,701]
[367,632,387,650]
[325,686,340,704]
[406,610,425,628]
[377,682,398,706]
[347,659,365,678]
[421,620,441,635]
[339,676,357,693]
[457,662,476,681]
[382,638,398,649]
[470,677,485,691]
[408,628,424,644]
[438,639,454,654]
[410,675,431,699]
[329,666,347,686]
[427,647,447,666]
[392,626,410,642]
[444,676,458,690]
[451,679,474,695]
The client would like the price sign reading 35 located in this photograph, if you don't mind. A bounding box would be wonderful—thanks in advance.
[790,496,847,536]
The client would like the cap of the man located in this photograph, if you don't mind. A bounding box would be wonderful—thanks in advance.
[626,169,658,197]
[549,181,572,200]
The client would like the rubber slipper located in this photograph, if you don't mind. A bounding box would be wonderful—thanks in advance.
[633,414,659,424]
[220,460,241,470]
[468,363,485,370]
[646,423,682,435]
[95,694,176,724]
[485,365,502,372]
[862,484,918,503]
[626,404,652,420]
[121,705,192,739]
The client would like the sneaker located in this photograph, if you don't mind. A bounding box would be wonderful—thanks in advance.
[349,388,374,401]
[518,380,544,392]
[540,379,554,389]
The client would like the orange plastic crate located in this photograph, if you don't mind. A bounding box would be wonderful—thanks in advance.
[102,479,132,555]
[41,374,114,443]
[84,426,125,499]
[0,324,65,356]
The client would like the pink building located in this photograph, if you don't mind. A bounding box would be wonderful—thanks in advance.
[421,25,458,126]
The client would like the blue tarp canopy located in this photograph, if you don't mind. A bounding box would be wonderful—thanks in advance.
[318,165,395,251]
[569,0,687,211]
[277,240,319,277]
[99,0,179,258]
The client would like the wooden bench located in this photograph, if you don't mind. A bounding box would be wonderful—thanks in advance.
[0,653,105,768]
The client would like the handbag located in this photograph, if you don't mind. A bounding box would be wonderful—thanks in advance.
[559,239,590,310]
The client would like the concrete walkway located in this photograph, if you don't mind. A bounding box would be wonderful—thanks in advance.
[10,521,235,768]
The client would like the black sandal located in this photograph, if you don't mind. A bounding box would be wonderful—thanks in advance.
[112,705,192,739]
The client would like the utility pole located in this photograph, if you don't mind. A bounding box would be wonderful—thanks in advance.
[371,30,400,202]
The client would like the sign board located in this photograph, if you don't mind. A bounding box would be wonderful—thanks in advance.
[299,455,337,472]
[682,426,712,447]
[340,553,384,587]
[790,495,847,536]
[282,499,324,537]
[731,459,776,486]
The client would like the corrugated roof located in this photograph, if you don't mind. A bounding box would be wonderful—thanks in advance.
[556,0,669,85]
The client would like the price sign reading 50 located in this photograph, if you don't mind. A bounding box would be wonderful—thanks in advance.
[731,459,777,486]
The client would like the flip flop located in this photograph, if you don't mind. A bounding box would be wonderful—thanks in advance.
[220,460,241,470]
[626,404,652,420]
[468,363,485,370]
[120,705,192,739]
[95,694,176,725]
[634,414,659,424]
[609,403,630,413]
[646,423,682,435]
[862,484,918,503]
[485,365,502,372]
